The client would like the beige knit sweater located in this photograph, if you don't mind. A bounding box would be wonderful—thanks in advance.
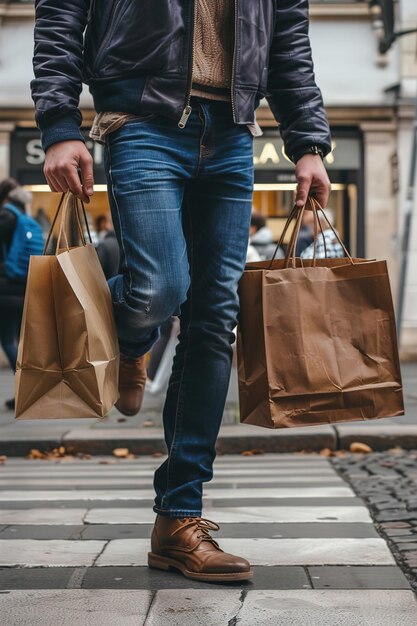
[190,0,234,102]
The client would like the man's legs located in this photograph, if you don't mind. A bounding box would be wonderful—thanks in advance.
[153,99,254,517]
[105,101,254,580]
[104,121,192,359]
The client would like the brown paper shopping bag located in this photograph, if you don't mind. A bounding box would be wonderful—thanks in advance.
[15,192,119,419]
[237,198,404,429]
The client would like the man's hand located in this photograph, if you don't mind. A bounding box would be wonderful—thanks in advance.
[294,154,331,209]
[44,140,94,203]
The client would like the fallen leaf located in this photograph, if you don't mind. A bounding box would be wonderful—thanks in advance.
[319,448,334,457]
[349,442,373,454]
[27,449,45,460]
[0,455,7,464]
[113,448,130,458]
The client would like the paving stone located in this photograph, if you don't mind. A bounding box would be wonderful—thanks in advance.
[85,505,372,525]
[82,565,310,590]
[0,525,84,540]
[379,522,412,529]
[387,536,417,544]
[396,544,417,552]
[206,497,363,508]
[81,522,379,541]
[0,540,106,567]
[373,503,408,512]
[0,568,78,590]
[236,589,417,626]
[95,538,395,567]
[374,512,417,523]
[0,486,354,501]
[144,589,242,626]
[307,566,411,590]
[383,529,413,537]
[0,590,152,626]
[0,509,86,525]
[0,497,365,509]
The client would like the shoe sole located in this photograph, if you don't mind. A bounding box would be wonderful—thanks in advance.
[148,552,253,582]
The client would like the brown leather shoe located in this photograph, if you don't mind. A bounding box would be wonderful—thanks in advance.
[115,353,147,416]
[148,515,253,582]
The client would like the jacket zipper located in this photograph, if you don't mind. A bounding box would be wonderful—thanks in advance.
[231,0,238,123]
[93,0,122,74]
[178,0,197,128]
[179,0,238,127]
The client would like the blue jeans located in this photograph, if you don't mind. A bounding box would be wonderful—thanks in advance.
[104,97,254,517]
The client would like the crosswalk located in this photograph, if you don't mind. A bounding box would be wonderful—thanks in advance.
[0,453,416,625]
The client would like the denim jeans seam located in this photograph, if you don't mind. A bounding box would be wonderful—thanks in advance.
[160,201,195,510]
[106,134,133,295]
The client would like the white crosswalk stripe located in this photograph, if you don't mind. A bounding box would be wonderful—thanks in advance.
[0,454,414,625]
[0,454,382,566]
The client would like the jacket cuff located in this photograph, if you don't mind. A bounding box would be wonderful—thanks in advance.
[40,114,85,153]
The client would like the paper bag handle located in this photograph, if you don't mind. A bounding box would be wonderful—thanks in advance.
[268,196,354,269]
[43,191,92,255]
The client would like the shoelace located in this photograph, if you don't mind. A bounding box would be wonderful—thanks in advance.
[172,517,220,542]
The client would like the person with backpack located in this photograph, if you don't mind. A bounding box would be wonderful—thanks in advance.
[31,0,332,581]
[0,179,44,410]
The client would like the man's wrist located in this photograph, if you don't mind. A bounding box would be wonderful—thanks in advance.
[292,145,325,164]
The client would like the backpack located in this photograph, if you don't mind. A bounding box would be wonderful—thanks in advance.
[3,203,45,281]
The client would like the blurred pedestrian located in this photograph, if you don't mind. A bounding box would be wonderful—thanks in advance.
[32,0,332,581]
[301,207,344,259]
[95,214,112,242]
[295,209,315,256]
[96,215,120,279]
[250,212,283,261]
[0,181,44,410]
[34,206,51,237]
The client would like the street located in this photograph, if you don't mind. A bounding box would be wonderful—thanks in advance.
[0,452,416,624]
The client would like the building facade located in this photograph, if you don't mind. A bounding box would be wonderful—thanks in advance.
[0,1,416,350]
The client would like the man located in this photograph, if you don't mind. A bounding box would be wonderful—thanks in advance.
[249,212,283,261]
[95,214,121,279]
[301,207,345,259]
[31,0,331,582]
[0,181,43,411]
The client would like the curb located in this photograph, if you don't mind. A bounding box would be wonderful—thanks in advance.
[1,424,416,456]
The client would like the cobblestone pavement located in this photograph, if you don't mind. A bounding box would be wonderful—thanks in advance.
[331,449,417,593]
[0,453,416,624]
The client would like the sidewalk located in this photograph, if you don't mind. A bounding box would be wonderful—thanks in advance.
[1,362,417,456]
[0,453,416,624]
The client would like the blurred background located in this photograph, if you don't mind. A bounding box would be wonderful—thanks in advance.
[0,0,416,353]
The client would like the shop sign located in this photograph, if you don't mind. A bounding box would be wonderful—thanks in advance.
[10,128,361,185]
[253,135,361,170]
[10,128,107,185]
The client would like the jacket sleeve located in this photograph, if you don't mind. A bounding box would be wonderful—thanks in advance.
[31,0,91,152]
[266,0,331,163]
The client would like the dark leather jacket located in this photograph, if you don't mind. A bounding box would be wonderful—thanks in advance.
[31,0,331,161]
